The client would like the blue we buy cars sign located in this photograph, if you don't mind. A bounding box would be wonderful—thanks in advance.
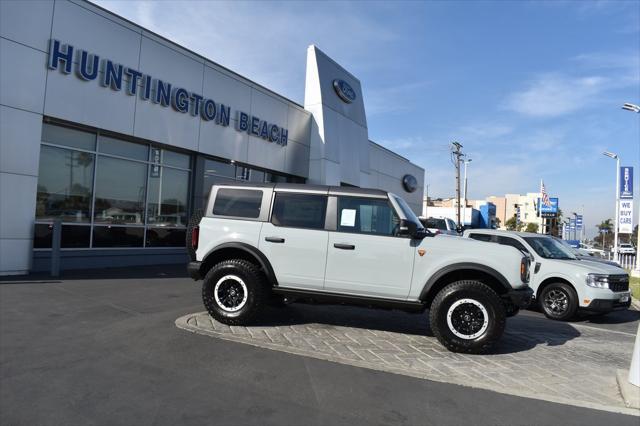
[620,167,633,199]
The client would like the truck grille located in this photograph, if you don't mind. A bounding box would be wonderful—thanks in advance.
[609,275,629,292]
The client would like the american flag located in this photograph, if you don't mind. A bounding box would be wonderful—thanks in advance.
[540,180,551,207]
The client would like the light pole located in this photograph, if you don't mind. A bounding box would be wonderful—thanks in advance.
[622,102,640,274]
[462,159,472,228]
[603,151,621,262]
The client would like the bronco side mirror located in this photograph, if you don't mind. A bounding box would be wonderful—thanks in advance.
[398,219,418,238]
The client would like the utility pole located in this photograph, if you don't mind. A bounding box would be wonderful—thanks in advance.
[451,142,464,231]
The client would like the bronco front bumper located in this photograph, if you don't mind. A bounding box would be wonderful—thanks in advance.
[503,287,534,309]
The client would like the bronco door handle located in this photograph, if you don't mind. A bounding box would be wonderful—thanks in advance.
[334,243,355,250]
[265,237,285,243]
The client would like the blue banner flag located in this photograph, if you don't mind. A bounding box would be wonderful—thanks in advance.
[620,167,633,199]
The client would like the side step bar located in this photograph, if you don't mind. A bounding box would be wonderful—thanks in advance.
[272,287,426,313]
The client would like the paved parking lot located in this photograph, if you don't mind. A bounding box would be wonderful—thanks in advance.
[2,266,639,425]
[178,303,639,412]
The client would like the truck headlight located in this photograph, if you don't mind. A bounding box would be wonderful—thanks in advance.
[520,257,530,284]
[586,274,609,289]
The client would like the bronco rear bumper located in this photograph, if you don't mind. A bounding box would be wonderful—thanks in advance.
[187,261,202,281]
[503,287,534,309]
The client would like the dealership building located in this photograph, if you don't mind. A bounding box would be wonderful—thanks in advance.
[0,0,425,275]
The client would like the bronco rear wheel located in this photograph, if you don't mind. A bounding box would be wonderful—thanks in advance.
[429,280,506,354]
[202,259,268,325]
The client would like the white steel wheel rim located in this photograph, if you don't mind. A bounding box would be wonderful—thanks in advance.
[214,275,248,312]
[446,298,490,340]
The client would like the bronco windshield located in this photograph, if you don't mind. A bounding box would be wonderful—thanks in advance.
[523,236,577,260]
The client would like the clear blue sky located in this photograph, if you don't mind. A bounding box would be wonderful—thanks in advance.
[95,0,639,237]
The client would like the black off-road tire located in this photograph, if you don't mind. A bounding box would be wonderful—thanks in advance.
[202,259,268,325]
[539,282,578,321]
[185,209,203,261]
[429,280,506,354]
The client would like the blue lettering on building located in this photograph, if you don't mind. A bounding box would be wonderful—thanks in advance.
[101,60,123,91]
[172,87,189,113]
[46,39,288,147]
[124,67,142,96]
[154,79,171,106]
[201,99,216,121]
[77,51,99,81]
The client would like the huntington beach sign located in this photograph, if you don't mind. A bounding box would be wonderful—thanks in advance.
[47,39,289,146]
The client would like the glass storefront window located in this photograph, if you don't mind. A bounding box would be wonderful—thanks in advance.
[36,145,94,222]
[94,156,147,225]
[92,226,144,247]
[33,224,91,248]
[146,227,187,247]
[98,135,148,161]
[147,167,189,227]
[42,123,96,151]
[162,150,190,169]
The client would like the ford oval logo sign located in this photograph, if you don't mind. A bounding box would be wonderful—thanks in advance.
[402,174,418,193]
[333,79,356,104]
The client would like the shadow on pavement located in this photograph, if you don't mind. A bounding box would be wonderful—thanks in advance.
[0,264,188,284]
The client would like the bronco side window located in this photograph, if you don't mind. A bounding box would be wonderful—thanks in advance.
[337,197,399,236]
[271,193,327,229]
[213,188,262,218]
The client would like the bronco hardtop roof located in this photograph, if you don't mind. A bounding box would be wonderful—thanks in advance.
[212,182,389,198]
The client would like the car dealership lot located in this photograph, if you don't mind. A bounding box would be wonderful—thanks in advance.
[1,266,638,425]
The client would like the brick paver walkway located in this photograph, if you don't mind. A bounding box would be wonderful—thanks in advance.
[176,304,637,412]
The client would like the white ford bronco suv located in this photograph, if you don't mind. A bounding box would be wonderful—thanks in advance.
[463,229,631,320]
[187,183,532,353]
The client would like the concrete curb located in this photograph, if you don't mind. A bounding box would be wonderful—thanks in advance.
[631,298,640,311]
[616,369,640,409]
[176,312,640,417]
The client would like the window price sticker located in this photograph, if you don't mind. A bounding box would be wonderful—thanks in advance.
[340,209,356,227]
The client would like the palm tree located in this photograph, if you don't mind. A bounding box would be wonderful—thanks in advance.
[595,219,613,249]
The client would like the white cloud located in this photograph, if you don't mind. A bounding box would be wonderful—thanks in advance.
[503,73,610,118]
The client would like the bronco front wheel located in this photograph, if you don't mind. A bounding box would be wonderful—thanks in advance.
[429,280,506,354]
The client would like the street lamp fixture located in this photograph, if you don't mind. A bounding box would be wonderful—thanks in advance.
[622,103,640,113]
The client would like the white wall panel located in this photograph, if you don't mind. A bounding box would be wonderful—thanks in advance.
[0,106,43,177]
[0,39,47,114]
[45,69,137,134]
[0,238,32,275]
[0,0,54,52]
[198,119,248,163]
[0,173,38,239]
[284,140,310,177]
[51,0,141,67]
[287,106,311,146]
[250,89,288,130]
[202,65,252,114]
[138,34,203,86]
[246,136,285,172]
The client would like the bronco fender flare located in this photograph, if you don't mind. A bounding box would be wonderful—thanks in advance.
[201,242,278,286]
[419,262,512,301]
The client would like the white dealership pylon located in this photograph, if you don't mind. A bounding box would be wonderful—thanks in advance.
[629,324,640,387]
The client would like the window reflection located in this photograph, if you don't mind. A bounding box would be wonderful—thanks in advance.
[36,145,94,222]
[94,157,147,224]
[147,167,189,227]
